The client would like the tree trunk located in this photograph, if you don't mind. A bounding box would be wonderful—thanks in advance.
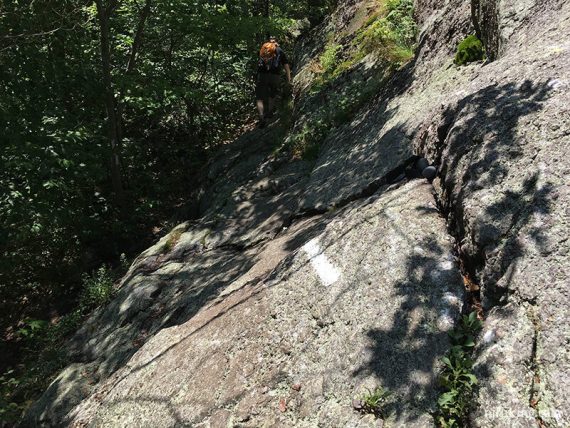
[95,0,125,209]
[262,0,269,18]
[125,0,152,75]
[116,0,152,148]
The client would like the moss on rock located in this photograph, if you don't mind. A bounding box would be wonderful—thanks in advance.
[454,34,485,65]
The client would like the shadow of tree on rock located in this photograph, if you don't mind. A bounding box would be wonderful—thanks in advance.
[352,80,556,424]
[433,80,554,303]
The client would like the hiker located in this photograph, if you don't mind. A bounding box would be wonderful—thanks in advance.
[256,36,292,128]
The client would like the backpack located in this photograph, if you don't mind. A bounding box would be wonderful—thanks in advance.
[259,42,281,71]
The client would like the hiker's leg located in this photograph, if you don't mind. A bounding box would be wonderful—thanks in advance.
[256,99,267,128]
[265,74,280,118]
[267,97,275,116]
[255,74,267,122]
[256,99,265,120]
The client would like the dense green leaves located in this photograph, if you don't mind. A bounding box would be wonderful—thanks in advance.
[1,0,336,422]
[0,0,320,325]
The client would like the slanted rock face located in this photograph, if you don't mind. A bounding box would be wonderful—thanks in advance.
[23,0,570,426]
[472,0,541,60]
[67,181,463,428]
[413,1,570,424]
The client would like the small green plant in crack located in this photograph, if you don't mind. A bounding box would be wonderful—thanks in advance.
[437,346,477,426]
[436,311,482,427]
[320,43,342,74]
[448,311,483,348]
[358,386,392,418]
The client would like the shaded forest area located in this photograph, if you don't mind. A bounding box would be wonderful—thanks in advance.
[0,0,335,420]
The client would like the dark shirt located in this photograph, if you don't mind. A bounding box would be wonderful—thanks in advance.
[258,47,289,74]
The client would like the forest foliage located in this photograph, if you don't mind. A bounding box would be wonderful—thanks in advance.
[0,0,335,332]
[0,0,335,422]
[0,0,419,422]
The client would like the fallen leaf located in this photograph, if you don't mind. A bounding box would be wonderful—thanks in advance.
[463,275,480,291]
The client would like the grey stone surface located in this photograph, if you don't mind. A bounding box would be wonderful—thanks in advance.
[424,6,569,425]
[295,0,475,211]
[473,0,541,60]
[22,0,570,426]
[65,181,463,427]
[470,304,537,427]
[22,364,96,427]
[412,0,570,426]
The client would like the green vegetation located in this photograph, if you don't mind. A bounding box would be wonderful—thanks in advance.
[1,266,116,424]
[1,0,420,421]
[355,0,417,62]
[79,267,115,311]
[454,35,485,65]
[286,0,417,160]
[1,1,341,421]
[289,123,327,160]
[436,312,483,427]
[385,0,417,49]
[359,386,392,418]
[287,81,379,161]
[313,0,417,88]
[320,43,343,74]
